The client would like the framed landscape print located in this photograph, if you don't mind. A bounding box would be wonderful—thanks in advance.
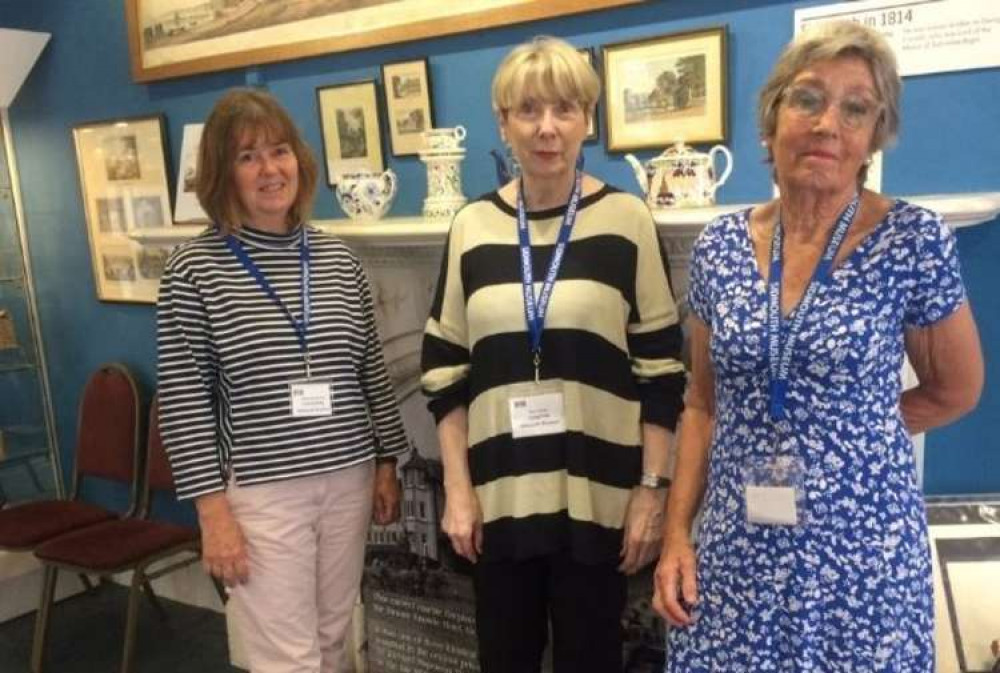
[381,58,435,157]
[71,115,173,303]
[317,80,385,186]
[125,0,643,82]
[603,26,728,151]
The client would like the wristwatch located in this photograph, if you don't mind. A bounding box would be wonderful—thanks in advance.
[639,472,671,489]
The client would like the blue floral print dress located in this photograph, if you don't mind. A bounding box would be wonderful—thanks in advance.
[667,201,966,673]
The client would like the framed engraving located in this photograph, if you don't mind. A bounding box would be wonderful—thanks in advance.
[603,26,728,151]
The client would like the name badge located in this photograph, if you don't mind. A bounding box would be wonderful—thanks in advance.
[289,379,333,417]
[508,382,566,439]
[744,455,804,526]
[746,486,798,525]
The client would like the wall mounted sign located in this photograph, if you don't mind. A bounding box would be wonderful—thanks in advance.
[795,0,1000,77]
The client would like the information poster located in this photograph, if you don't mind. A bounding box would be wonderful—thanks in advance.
[795,0,1000,77]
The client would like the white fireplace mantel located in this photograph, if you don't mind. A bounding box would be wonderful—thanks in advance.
[129,192,1000,252]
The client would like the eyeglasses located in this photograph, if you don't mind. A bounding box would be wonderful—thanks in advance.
[509,99,585,122]
[782,84,882,130]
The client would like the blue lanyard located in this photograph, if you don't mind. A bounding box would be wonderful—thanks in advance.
[767,196,858,421]
[517,171,583,382]
[225,228,313,373]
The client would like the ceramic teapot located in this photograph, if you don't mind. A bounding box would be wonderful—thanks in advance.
[334,169,398,220]
[626,140,733,209]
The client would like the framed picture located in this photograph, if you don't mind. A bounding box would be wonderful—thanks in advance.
[317,81,385,186]
[174,123,209,223]
[578,47,600,142]
[928,498,1000,673]
[602,26,728,151]
[381,58,435,157]
[125,0,643,83]
[71,115,173,304]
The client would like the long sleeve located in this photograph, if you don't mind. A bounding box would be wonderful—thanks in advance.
[627,209,686,431]
[156,265,224,500]
[421,224,471,424]
[355,261,409,457]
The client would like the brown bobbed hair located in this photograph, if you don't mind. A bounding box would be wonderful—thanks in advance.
[196,88,319,234]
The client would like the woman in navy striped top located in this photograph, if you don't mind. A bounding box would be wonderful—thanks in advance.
[157,88,407,672]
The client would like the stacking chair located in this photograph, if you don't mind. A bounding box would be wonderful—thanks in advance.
[0,362,142,554]
[31,394,225,673]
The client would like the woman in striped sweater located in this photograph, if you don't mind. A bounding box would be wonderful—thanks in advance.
[157,89,407,672]
[421,38,685,673]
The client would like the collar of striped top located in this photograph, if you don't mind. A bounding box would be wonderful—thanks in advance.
[227,223,305,250]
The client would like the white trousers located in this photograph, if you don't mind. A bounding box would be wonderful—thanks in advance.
[227,461,374,673]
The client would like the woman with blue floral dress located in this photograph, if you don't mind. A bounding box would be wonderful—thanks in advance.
[653,21,983,672]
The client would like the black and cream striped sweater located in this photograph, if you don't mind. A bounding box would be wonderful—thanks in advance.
[421,186,685,564]
[157,225,408,501]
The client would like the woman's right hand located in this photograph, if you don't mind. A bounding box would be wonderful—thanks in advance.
[441,484,483,563]
[195,492,250,587]
[652,534,698,627]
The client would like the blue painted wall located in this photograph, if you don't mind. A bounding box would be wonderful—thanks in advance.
[1,0,997,510]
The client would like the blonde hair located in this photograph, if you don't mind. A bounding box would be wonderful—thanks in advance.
[758,21,901,186]
[196,88,318,234]
[491,36,600,120]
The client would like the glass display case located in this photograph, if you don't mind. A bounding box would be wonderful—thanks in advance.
[0,114,59,506]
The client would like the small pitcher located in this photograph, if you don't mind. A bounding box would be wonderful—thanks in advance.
[334,169,398,220]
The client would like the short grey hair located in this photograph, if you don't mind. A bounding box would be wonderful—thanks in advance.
[758,21,902,181]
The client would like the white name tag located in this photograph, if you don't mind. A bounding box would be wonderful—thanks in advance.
[509,390,566,439]
[746,485,799,526]
[289,380,333,417]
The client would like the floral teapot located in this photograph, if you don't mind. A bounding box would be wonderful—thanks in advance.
[626,140,733,209]
[334,169,398,220]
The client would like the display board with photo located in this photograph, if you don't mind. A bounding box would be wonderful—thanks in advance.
[316,80,385,186]
[71,115,173,303]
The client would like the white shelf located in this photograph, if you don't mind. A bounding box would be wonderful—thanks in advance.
[129,191,1000,249]
[651,192,1000,229]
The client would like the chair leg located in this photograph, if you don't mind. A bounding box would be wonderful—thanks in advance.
[120,570,144,673]
[141,578,168,621]
[30,566,58,673]
[79,574,95,592]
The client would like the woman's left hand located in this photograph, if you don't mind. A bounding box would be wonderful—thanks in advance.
[372,461,402,525]
[619,486,667,575]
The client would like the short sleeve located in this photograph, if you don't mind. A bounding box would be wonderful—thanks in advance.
[904,210,966,327]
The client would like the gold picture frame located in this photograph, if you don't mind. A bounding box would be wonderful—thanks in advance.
[602,26,728,151]
[125,0,643,83]
[381,58,435,157]
[316,80,385,186]
[71,115,173,304]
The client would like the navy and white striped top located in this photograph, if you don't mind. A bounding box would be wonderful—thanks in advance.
[157,224,408,501]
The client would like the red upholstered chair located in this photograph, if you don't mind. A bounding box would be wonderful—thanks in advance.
[0,363,142,552]
[31,394,225,673]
